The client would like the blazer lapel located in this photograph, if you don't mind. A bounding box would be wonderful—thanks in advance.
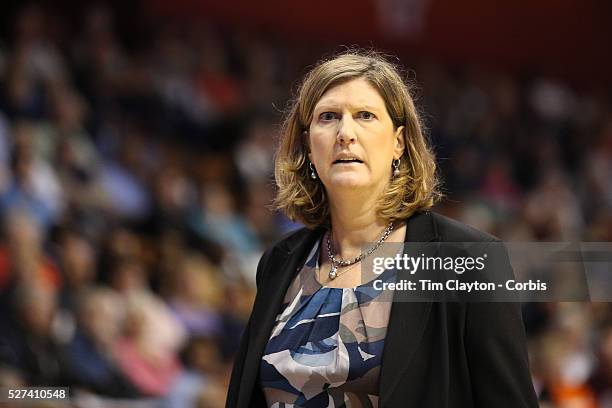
[380,211,440,407]
[237,227,324,408]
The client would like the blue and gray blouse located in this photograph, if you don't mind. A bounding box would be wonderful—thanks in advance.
[260,238,397,407]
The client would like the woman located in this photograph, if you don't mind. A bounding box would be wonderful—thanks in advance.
[226,51,538,407]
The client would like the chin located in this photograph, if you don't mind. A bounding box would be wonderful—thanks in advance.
[325,174,371,190]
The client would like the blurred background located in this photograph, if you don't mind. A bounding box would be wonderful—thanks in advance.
[0,1,610,407]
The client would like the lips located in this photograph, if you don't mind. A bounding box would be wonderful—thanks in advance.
[332,154,364,164]
[333,158,363,164]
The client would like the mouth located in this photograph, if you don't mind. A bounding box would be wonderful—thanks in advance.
[332,158,364,164]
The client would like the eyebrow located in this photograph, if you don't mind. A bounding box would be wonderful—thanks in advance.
[313,103,382,113]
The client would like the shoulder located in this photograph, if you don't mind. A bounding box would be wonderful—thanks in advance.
[266,226,323,255]
[255,226,323,287]
[427,211,500,243]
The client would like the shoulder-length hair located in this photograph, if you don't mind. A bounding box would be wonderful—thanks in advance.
[274,50,441,229]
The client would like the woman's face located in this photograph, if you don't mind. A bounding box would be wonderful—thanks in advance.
[307,77,405,195]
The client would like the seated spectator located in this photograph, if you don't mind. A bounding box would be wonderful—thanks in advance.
[165,336,226,408]
[167,254,223,337]
[0,283,67,386]
[114,290,186,397]
[0,210,61,294]
[61,286,140,398]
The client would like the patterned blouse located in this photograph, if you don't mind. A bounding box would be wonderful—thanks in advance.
[260,238,397,407]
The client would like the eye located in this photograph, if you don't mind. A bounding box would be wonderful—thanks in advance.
[358,111,376,120]
[319,112,338,121]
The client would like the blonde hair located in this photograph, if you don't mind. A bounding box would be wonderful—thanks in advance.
[274,50,440,229]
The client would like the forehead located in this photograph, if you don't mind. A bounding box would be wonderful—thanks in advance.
[314,77,385,110]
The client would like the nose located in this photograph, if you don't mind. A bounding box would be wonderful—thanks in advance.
[337,116,356,145]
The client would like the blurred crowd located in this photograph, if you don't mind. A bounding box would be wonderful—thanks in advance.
[0,3,610,408]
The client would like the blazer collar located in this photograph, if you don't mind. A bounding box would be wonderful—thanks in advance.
[275,226,325,255]
[402,210,439,244]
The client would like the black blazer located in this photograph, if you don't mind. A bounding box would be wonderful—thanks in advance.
[226,211,539,407]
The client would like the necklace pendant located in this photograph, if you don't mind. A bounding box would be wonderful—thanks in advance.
[328,265,338,280]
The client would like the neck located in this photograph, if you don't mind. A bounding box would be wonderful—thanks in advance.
[326,188,389,260]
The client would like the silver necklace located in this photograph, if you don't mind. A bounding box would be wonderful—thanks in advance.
[326,222,394,280]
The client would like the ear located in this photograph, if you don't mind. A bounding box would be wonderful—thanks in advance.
[393,125,405,160]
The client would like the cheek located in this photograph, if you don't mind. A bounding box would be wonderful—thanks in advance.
[372,157,392,176]
[309,134,332,159]
[367,140,394,169]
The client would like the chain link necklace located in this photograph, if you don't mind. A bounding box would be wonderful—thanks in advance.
[326,222,394,280]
